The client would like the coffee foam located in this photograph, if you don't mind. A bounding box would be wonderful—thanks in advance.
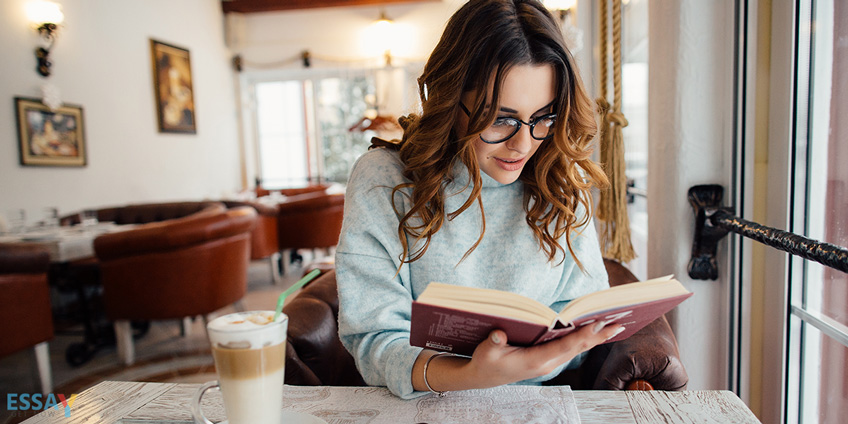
[207,311,287,349]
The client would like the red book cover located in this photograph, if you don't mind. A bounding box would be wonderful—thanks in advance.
[410,291,691,356]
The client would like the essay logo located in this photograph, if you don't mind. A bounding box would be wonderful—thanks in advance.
[6,393,78,417]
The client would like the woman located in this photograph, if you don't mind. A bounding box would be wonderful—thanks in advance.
[336,0,621,399]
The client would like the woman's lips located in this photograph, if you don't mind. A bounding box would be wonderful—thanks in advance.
[494,156,526,171]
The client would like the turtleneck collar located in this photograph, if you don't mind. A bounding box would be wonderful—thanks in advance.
[447,158,515,195]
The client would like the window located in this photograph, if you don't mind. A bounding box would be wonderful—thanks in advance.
[786,0,848,421]
[756,0,848,421]
[255,81,309,187]
[252,72,376,188]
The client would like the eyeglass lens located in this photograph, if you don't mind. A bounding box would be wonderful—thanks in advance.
[481,116,555,143]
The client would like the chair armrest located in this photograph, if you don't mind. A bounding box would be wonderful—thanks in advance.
[283,270,366,386]
[585,314,688,390]
[94,207,256,261]
[580,259,688,390]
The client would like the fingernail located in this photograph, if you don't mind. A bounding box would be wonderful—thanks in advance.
[491,332,501,344]
[606,326,626,341]
[592,320,608,334]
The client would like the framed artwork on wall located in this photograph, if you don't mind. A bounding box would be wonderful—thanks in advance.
[14,97,87,167]
[150,39,196,134]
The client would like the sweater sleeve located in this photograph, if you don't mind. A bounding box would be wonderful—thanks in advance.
[335,149,427,399]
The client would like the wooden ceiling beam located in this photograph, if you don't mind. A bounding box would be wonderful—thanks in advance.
[221,0,436,14]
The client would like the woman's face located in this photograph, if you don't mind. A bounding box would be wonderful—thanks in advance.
[457,64,556,185]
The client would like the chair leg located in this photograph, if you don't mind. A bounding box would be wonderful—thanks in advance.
[270,252,283,285]
[34,342,52,394]
[280,249,291,276]
[114,320,135,365]
[181,317,193,337]
[202,315,211,339]
[233,299,246,312]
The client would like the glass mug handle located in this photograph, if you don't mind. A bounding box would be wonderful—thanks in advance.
[191,380,220,424]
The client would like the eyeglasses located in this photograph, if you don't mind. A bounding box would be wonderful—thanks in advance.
[459,103,557,144]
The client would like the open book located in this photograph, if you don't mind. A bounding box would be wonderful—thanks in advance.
[410,276,692,356]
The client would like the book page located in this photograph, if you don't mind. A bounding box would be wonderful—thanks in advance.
[557,276,687,323]
[417,282,558,325]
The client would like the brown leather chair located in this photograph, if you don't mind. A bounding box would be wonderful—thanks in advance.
[94,206,257,365]
[223,200,282,283]
[276,191,344,274]
[61,201,225,226]
[0,245,54,393]
[256,183,330,198]
[283,260,688,390]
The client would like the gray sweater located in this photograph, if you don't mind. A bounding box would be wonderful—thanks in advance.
[336,148,608,398]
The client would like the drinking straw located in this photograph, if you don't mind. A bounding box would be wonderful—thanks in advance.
[274,268,322,322]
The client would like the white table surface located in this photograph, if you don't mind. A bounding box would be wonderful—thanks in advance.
[20,381,761,424]
[0,223,133,262]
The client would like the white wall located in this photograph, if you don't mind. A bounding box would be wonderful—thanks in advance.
[0,0,240,221]
[648,0,736,390]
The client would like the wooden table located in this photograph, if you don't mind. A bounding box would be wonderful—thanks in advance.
[21,381,761,423]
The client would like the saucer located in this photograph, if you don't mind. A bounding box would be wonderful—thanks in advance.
[220,411,327,424]
[281,411,328,423]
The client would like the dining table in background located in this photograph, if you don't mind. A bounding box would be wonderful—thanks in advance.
[0,222,133,263]
[0,222,139,366]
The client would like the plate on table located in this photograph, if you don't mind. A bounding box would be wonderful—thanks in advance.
[220,411,327,424]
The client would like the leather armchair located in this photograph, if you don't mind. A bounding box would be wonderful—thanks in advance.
[284,260,688,391]
[94,206,257,365]
[256,183,330,198]
[276,192,344,274]
[277,192,345,250]
[61,201,225,226]
[0,245,54,393]
[223,200,282,283]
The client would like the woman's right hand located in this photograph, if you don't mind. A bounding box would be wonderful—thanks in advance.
[412,322,623,393]
[463,322,624,388]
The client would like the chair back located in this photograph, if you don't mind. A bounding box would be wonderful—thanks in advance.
[277,192,344,250]
[223,200,280,260]
[61,201,224,226]
[283,270,366,386]
[0,245,53,358]
[94,207,256,321]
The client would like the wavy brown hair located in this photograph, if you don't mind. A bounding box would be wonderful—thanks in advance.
[393,0,608,269]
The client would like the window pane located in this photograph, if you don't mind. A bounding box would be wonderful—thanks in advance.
[255,81,308,187]
[314,76,373,183]
[796,321,848,423]
[804,0,847,329]
[792,1,848,422]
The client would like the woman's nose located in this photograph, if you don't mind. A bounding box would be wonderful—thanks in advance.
[504,125,533,153]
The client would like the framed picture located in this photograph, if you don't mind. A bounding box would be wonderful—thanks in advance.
[14,97,87,167]
[150,39,196,134]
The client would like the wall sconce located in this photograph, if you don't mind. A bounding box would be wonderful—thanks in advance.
[371,10,395,66]
[544,0,577,20]
[26,0,65,77]
[543,0,582,53]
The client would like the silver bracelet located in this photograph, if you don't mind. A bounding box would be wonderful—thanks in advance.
[423,352,451,397]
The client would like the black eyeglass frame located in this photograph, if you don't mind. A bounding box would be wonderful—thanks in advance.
[458,102,557,144]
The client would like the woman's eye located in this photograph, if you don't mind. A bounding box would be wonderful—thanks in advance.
[491,118,517,128]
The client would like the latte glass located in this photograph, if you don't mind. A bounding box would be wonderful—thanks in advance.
[192,311,287,424]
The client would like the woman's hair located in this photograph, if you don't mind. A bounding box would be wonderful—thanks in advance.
[393,0,609,269]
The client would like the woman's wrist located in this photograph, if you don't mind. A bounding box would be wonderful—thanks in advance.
[413,350,478,394]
